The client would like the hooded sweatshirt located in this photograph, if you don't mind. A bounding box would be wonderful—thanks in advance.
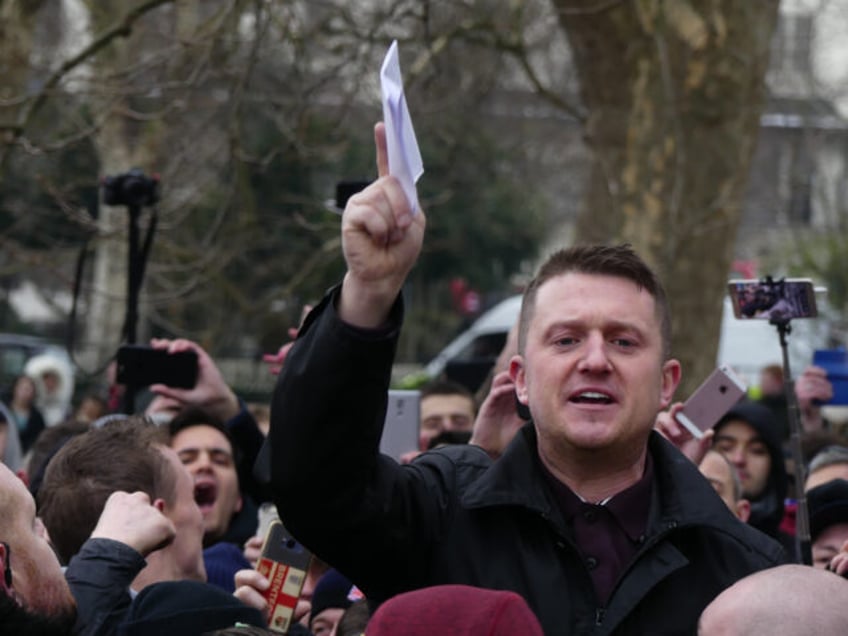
[714,401,792,552]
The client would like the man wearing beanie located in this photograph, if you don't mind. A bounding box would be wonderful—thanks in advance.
[308,569,359,636]
[807,478,848,572]
[712,401,794,553]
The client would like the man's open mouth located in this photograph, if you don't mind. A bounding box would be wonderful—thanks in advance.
[570,391,614,405]
[194,482,218,513]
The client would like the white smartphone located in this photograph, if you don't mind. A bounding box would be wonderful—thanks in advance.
[674,365,747,440]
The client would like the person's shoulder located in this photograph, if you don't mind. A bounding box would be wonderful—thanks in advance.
[408,443,492,481]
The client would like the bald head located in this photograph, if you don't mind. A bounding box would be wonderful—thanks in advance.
[698,564,848,635]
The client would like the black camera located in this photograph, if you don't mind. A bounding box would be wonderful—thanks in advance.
[102,169,160,207]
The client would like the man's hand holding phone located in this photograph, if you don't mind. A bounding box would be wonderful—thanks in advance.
[148,338,241,422]
[655,403,714,465]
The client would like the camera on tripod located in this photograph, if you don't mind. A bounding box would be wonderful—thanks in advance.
[102,169,160,207]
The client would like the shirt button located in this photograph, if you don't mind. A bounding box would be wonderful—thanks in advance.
[586,556,599,570]
[584,509,597,523]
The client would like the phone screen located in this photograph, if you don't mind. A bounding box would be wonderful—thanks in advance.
[727,278,817,321]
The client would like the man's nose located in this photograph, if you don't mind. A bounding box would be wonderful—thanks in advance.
[727,448,745,466]
[578,333,611,372]
[195,450,213,470]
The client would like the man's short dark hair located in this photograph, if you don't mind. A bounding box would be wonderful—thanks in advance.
[37,417,173,564]
[420,379,475,404]
[168,407,238,464]
[518,244,672,358]
[169,407,232,445]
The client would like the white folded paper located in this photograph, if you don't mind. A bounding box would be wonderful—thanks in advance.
[380,40,424,214]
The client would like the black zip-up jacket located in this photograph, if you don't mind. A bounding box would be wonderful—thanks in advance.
[270,288,785,636]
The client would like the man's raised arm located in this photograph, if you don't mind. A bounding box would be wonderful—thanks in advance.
[268,123,426,580]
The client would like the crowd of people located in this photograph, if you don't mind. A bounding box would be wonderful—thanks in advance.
[2,122,848,635]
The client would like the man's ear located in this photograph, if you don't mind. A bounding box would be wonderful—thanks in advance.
[660,359,682,409]
[735,498,751,524]
[0,542,12,594]
[510,355,529,405]
[152,498,167,513]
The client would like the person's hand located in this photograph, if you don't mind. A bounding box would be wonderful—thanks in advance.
[149,338,240,422]
[827,541,848,578]
[795,365,832,432]
[470,371,527,459]
[338,122,426,328]
[233,568,270,622]
[654,403,713,465]
[90,491,176,557]
[243,534,263,568]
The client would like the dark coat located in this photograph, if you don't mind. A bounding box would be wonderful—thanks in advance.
[270,288,785,636]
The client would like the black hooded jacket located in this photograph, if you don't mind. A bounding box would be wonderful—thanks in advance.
[714,401,793,552]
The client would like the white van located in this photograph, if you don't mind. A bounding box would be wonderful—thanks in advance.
[425,295,826,393]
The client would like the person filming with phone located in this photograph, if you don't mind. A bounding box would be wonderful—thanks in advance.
[268,123,784,635]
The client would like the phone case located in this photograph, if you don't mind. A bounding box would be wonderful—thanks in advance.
[256,521,312,634]
[675,365,747,439]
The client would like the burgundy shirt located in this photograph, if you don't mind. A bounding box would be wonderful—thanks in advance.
[542,454,654,605]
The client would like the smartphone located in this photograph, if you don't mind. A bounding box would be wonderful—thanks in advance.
[116,345,198,389]
[379,390,420,461]
[256,521,312,634]
[727,278,817,321]
[674,365,747,440]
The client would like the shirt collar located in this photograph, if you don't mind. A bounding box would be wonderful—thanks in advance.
[542,452,654,542]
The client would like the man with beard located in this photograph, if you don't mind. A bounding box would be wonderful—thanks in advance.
[0,462,175,635]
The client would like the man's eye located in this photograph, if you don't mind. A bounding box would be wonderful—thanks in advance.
[612,338,635,348]
[178,451,198,464]
[556,337,578,346]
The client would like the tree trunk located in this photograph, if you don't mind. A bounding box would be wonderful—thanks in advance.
[555,0,780,395]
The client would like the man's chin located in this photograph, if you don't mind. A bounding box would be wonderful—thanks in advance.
[0,594,77,636]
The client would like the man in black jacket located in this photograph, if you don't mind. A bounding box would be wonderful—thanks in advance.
[269,123,784,635]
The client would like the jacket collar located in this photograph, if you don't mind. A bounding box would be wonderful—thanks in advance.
[461,423,555,516]
[461,423,757,539]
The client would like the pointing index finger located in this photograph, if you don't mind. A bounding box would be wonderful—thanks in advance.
[375,122,389,178]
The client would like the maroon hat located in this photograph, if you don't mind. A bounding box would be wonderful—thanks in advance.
[365,585,543,636]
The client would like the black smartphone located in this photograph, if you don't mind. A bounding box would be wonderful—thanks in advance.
[727,278,817,321]
[116,345,198,389]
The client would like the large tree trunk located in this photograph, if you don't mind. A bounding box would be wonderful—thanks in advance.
[555,0,780,395]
